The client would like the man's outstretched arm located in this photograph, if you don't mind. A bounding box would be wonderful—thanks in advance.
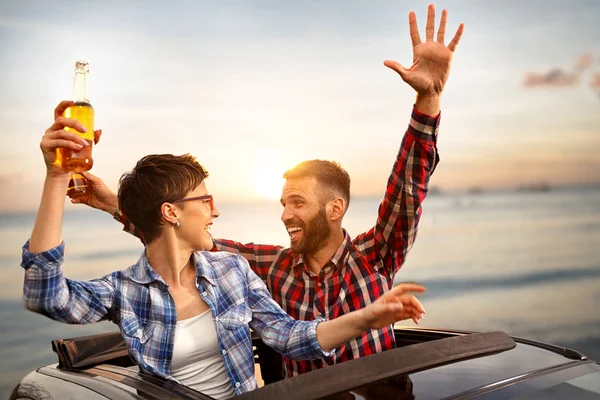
[356,4,464,278]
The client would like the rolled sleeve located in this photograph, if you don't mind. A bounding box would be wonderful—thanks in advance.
[21,240,65,271]
[304,318,335,359]
[21,239,114,324]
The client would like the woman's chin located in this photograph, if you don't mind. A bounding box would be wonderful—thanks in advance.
[196,238,214,252]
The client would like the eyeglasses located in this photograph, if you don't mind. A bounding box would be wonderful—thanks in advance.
[174,194,214,210]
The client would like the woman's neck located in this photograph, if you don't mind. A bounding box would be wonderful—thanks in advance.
[146,237,195,288]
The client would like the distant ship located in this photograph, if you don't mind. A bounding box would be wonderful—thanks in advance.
[517,182,552,192]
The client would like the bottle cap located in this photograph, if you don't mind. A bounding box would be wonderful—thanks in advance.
[75,61,90,74]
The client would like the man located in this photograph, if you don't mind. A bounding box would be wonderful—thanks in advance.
[76,4,464,378]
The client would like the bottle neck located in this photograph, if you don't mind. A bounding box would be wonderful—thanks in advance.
[73,72,89,104]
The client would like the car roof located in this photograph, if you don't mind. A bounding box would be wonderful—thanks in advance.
[22,328,594,400]
[238,330,542,400]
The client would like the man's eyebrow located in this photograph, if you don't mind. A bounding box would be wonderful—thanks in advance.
[281,194,306,204]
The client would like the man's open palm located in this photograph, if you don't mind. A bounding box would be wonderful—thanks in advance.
[385,4,465,95]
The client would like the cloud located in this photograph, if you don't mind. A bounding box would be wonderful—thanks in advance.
[523,69,579,88]
[522,52,599,88]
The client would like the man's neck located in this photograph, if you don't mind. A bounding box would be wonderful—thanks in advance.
[303,229,345,275]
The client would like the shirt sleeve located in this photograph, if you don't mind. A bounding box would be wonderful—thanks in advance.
[21,240,116,324]
[240,256,332,360]
[213,239,283,283]
[354,107,440,279]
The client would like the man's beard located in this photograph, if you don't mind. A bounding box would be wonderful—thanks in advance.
[291,206,332,255]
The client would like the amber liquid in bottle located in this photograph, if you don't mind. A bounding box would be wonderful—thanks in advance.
[59,61,94,173]
[60,102,95,172]
[63,61,94,200]
[67,172,89,201]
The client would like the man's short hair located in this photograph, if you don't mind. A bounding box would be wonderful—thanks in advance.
[283,160,351,211]
[118,154,208,243]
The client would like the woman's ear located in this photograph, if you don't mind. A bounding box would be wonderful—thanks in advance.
[160,202,179,225]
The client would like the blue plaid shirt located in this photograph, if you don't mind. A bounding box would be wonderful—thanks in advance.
[21,241,329,395]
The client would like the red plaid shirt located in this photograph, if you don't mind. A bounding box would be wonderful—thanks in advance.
[121,108,439,377]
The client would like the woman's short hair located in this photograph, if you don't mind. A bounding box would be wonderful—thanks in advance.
[118,154,208,243]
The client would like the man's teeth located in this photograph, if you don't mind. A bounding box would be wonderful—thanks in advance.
[204,225,212,231]
[287,227,302,233]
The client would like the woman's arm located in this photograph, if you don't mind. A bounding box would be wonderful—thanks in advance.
[243,255,425,357]
[315,283,426,351]
[29,101,92,253]
[23,101,114,324]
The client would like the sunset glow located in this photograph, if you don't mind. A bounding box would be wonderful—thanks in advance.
[252,166,285,201]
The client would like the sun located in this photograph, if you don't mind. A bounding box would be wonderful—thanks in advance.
[252,167,285,201]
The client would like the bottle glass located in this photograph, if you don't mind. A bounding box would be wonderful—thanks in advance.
[59,61,94,172]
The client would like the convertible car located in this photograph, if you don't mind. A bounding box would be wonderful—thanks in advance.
[10,327,600,399]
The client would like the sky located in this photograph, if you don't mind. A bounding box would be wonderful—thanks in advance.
[0,0,599,212]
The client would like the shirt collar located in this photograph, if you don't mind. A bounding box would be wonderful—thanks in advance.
[192,252,218,287]
[124,251,217,288]
[124,250,165,285]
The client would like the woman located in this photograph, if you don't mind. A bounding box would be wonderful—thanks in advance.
[22,101,426,399]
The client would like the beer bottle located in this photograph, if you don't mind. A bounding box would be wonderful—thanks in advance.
[62,61,94,200]
[60,61,94,172]
[67,172,89,201]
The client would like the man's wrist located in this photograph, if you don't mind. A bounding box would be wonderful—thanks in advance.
[414,93,441,117]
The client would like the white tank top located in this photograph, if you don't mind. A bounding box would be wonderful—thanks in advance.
[171,309,235,399]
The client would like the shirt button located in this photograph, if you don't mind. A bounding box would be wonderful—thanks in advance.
[202,291,208,296]
[316,311,321,317]
[235,382,241,388]
[239,317,244,322]
[222,349,227,355]
[317,282,322,287]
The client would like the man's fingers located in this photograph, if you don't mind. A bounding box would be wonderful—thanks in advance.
[437,9,448,43]
[408,11,422,46]
[448,23,465,52]
[383,60,409,81]
[54,100,74,120]
[425,4,435,42]
[46,116,88,135]
[94,129,102,145]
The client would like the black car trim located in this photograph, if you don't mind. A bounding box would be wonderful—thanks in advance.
[236,331,516,400]
[510,335,588,360]
[446,360,592,399]
[397,326,590,361]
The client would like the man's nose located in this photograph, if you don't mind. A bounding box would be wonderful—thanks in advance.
[281,206,292,223]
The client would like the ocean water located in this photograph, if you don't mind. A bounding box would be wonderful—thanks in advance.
[1,188,600,397]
